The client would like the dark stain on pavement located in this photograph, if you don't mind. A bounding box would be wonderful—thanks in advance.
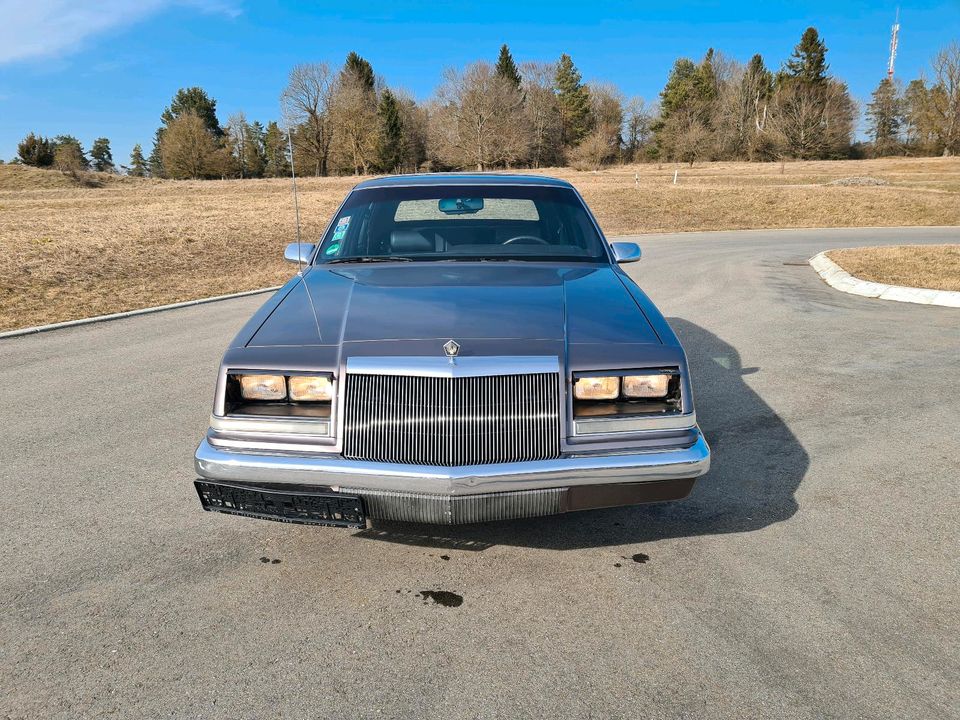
[259,556,282,564]
[632,553,650,564]
[420,590,464,607]
[440,554,450,561]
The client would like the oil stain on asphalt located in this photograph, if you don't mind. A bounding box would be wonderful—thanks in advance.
[420,590,464,607]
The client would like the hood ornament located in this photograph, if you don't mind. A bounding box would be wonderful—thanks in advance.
[443,340,460,363]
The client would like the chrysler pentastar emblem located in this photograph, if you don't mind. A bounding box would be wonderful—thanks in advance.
[443,340,460,358]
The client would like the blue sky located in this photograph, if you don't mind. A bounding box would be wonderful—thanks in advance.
[1,0,958,164]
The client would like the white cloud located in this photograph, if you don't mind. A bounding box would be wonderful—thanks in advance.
[0,0,239,64]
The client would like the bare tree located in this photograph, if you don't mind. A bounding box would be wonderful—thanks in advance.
[623,97,655,162]
[280,62,335,176]
[520,61,562,168]
[329,73,378,174]
[766,79,855,160]
[160,112,220,179]
[429,62,530,170]
[930,42,960,155]
[226,111,249,178]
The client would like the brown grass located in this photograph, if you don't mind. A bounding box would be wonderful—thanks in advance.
[827,245,960,292]
[2,156,960,332]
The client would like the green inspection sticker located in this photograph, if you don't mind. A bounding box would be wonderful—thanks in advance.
[324,242,341,255]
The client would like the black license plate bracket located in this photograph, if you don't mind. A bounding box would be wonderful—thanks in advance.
[194,480,366,528]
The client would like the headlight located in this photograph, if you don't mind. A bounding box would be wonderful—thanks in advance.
[239,374,286,400]
[623,374,670,398]
[573,376,620,400]
[288,375,334,402]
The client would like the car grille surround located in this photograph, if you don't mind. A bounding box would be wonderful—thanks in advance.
[343,372,561,466]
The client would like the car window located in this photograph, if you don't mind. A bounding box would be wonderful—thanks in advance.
[315,184,606,263]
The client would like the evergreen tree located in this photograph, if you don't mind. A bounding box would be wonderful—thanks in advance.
[555,53,593,146]
[343,52,375,91]
[161,87,223,136]
[867,78,902,156]
[148,128,165,177]
[263,121,291,177]
[375,89,404,172]
[784,27,829,85]
[245,120,267,178]
[16,133,55,167]
[128,144,148,177]
[659,58,698,119]
[495,44,522,89]
[90,137,114,172]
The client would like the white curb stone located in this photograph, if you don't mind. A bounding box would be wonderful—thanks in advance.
[809,251,960,308]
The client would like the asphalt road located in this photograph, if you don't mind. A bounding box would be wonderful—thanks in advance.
[3,227,958,720]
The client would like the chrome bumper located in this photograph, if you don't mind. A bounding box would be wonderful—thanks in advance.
[194,432,710,496]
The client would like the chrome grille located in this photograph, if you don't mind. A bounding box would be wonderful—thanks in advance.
[343,373,561,466]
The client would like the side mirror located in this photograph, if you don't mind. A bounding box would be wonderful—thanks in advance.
[610,241,641,264]
[284,242,315,265]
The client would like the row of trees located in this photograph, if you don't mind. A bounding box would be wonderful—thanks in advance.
[12,33,960,178]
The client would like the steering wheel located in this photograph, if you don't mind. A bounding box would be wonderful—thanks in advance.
[502,235,549,245]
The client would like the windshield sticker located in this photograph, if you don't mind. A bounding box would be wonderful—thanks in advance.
[336,216,351,227]
[325,242,341,255]
[332,228,346,241]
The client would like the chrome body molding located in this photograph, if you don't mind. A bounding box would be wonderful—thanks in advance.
[210,414,332,437]
[194,432,710,496]
[345,355,559,378]
[574,412,696,436]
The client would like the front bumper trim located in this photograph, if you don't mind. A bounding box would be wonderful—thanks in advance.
[195,432,710,496]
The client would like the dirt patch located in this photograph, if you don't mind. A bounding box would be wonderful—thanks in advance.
[827,244,960,292]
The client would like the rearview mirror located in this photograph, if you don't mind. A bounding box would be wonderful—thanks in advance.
[284,242,315,265]
[439,197,484,214]
[610,241,641,264]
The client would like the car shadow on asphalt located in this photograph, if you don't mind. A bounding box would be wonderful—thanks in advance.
[354,317,806,551]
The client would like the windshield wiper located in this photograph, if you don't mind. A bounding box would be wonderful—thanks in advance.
[325,256,415,264]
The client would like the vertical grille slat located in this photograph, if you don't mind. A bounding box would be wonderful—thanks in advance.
[343,372,560,466]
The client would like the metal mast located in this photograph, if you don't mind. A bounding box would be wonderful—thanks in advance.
[887,8,900,79]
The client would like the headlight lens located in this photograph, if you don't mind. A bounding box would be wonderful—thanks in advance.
[288,375,334,402]
[239,374,286,400]
[573,376,620,400]
[623,374,670,398]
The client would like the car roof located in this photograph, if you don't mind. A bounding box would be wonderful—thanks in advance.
[352,173,574,190]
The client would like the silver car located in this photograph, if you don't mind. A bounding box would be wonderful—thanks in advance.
[193,174,710,527]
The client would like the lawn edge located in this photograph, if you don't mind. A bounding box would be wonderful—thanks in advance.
[0,286,283,340]
[809,251,960,307]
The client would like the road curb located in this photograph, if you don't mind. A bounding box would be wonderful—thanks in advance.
[809,252,960,308]
[0,286,282,340]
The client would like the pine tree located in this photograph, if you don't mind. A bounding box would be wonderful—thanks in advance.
[784,27,829,85]
[148,128,165,177]
[90,137,114,172]
[867,78,902,156]
[161,87,223,136]
[495,44,522,89]
[16,133,55,167]
[659,58,698,119]
[128,144,148,176]
[343,52,375,91]
[375,89,404,172]
[245,121,267,178]
[263,121,291,177]
[555,53,593,146]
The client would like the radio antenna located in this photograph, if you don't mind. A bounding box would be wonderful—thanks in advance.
[286,128,304,275]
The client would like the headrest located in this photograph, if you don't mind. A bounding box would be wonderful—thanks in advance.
[390,230,434,253]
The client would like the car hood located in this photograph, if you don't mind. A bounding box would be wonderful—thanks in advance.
[245,263,662,348]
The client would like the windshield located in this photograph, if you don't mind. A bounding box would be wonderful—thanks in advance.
[313,184,608,264]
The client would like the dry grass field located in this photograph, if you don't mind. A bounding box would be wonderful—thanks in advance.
[828,245,960,292]
[2,156,960,331]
